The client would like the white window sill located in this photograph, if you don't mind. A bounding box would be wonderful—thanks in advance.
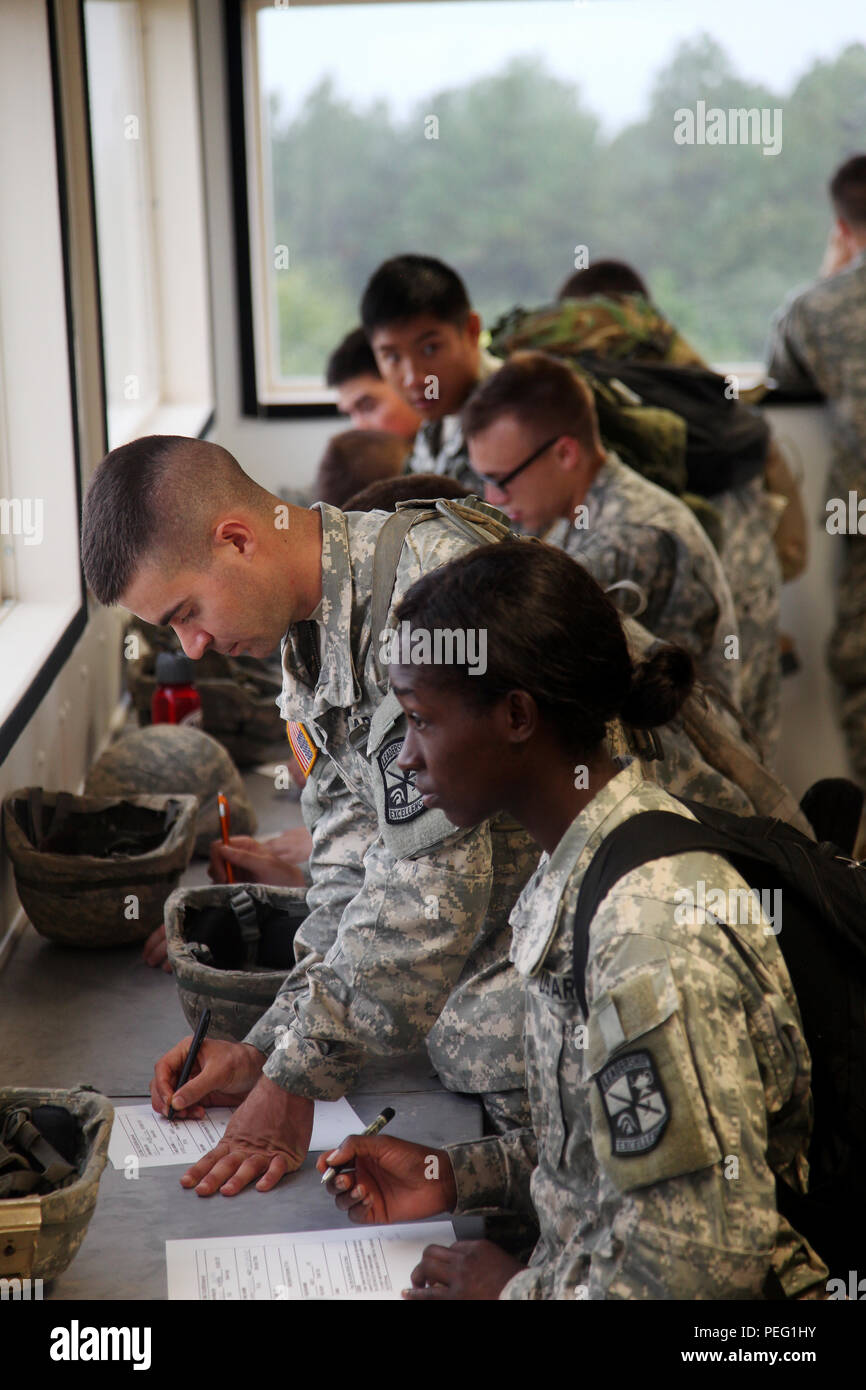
[0,599,81,727]
[107,399,214,449]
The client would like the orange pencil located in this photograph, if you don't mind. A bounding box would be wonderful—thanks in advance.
[217,790,235,884]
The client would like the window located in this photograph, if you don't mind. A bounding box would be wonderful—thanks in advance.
[0,0,86,755]
[83,0,214,448]
[233,0,866,410]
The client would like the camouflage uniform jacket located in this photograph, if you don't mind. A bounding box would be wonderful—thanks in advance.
[544,452,741,704]
[447,758,825,1299]
[767,249,866,495]
[244,502,539,1099]
[406,348,501,490]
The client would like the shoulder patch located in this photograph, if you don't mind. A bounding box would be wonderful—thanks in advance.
[286,720,318,778]
[377,737,427,824]
[596,1049,669,1156]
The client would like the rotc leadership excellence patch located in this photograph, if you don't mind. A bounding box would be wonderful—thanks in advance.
[597,1049,669,1156]
[377,737,426,824]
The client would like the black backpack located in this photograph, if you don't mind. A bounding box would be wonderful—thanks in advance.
[578,354,770,497]
[572,796,866,1281]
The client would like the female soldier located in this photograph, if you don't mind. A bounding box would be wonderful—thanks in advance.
[317,540,827,1300]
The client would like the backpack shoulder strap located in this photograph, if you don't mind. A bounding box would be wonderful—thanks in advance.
[572,810,733,1016]
[370,497,513,682]
[370,509,434,683]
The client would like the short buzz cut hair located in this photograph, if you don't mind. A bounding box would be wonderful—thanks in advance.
[313,429,410,508]
[80,435,270,607]
[557,259,649,302]
[325,327,381,388]
[830,154,866,230]
[360,254,471,336]
[461,351,603,458]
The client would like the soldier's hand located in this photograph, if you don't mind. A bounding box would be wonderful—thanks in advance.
[404,1239,525,1301]
[141,922,172,973]
[179,1078,313,1196]
[208,834,307,888]
[316,1135,456,1225]
[151,1038,265,1119]
[264,826,313,861]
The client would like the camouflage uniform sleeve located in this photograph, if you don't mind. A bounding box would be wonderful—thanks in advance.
[249,815,495,1100]
[445,1130,538,1217]
[244,760,378,1059]
[766,295,820,393]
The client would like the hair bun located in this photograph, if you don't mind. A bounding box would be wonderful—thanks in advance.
[620,645,694,729]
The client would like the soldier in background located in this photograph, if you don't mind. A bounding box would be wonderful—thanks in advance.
[767,154,866,783]
[463,350,742,705]
[312,428,410,508]
[361,254,501,490]
[326,327,421,438]
[549,260,791,760]
[320,543,826,1300]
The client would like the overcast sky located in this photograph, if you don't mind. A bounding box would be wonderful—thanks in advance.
[259,0,866,135]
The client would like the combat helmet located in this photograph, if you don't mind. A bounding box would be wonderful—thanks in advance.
[85,724,257,858]
[0,1085,113,1285]
[3,789,198,947]
[165,882,309,1040]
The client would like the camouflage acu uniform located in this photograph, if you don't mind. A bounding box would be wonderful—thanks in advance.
[447,759,827,1299]
[406,348,501,491]
[767,250,866,781]
[243,502,539,1117]
[493,296,783,756]
[544,451,741,704]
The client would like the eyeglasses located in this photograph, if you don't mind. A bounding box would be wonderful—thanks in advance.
[472,436,561,495]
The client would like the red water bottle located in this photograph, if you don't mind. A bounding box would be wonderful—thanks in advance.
[151,651,203,727]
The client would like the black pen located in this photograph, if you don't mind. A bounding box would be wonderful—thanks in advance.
[167,1007,211,1121]
[320,1106,395,1185]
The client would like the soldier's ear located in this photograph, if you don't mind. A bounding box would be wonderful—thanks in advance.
[556,436,583,474]
[502,689,538,744]
[214,518,257,559]
[464,311,482,348]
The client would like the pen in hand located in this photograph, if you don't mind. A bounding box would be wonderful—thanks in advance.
[320,1106,396,1185]
[218,791,235,884]
[167,1007,211,1121]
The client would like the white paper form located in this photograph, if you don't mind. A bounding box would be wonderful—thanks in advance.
[108,1097,363,1170]
[165,1221,456,1300]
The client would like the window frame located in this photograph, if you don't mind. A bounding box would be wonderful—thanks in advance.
[226,0,340,418]
[81,0,216,449]
[0,0,88,767]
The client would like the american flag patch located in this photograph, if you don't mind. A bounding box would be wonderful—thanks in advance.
[286,720,318,778]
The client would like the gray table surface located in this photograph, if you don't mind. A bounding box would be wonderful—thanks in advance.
[1,757,484,1300]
